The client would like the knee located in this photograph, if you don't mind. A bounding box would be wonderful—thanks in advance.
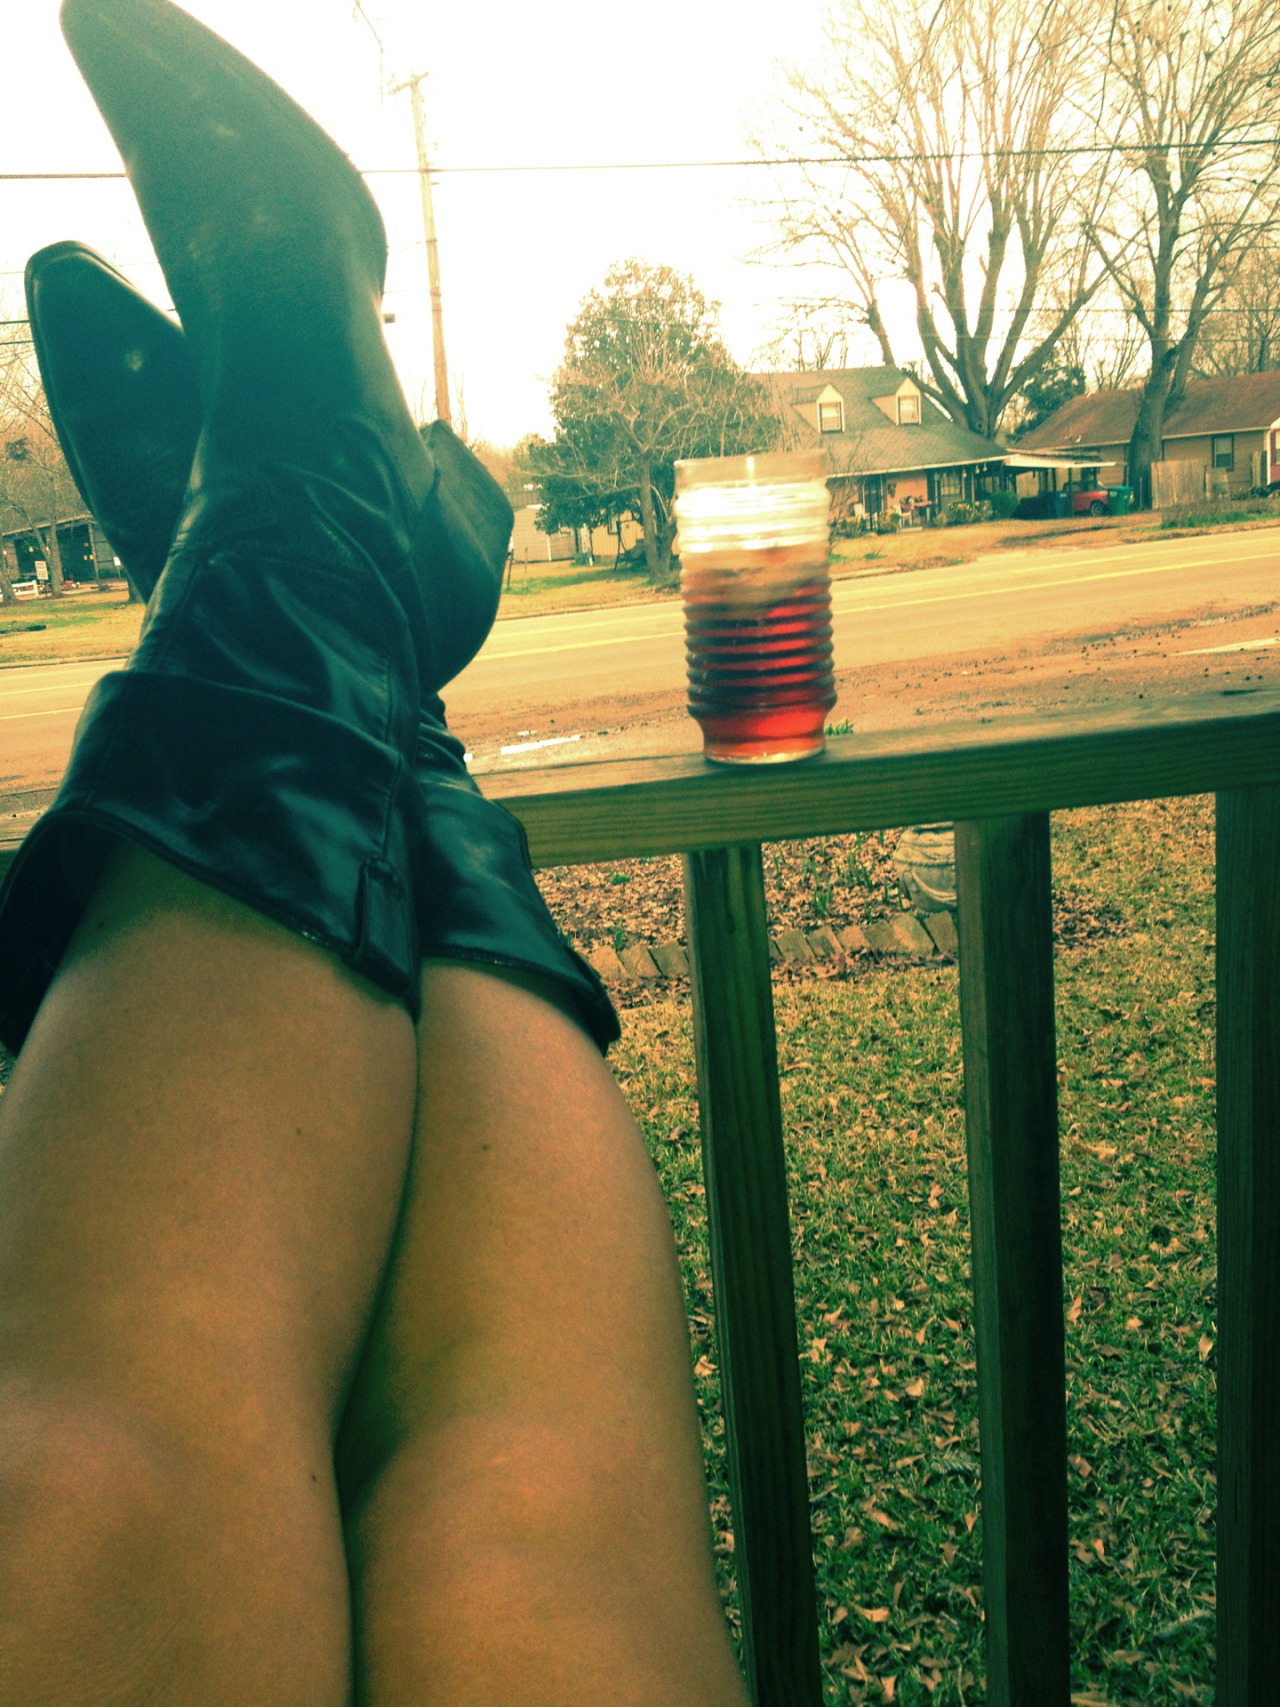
[0,1387,353,1702]
[0,1387,188,1605]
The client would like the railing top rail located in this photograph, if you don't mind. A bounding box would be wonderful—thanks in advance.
[3,688,1279,879]
[483,688,1280,867]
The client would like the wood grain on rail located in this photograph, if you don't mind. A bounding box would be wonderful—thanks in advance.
[1216,784,1280,1706]
[5,692,1280,878]
[956,814,1069,1707]
[479,691,1280,868]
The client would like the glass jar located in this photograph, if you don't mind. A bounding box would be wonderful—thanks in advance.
[674,451,836,763]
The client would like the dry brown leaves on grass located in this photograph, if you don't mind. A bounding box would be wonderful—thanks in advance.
[536,830,1122,961]
[537,831,906,955]
[611,798,1217,1705]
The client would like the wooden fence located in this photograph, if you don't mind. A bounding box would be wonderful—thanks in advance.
[1151,460,1231,510]
[3,688,1279,1705]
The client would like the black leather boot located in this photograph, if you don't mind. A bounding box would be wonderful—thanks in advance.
[57,0,508,694]
[23,242,200,595]
[413,716,620,1050]
[23,240,509,689]
[16,243,620,1053]
[0,0,514,1051]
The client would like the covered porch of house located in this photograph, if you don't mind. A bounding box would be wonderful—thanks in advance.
[2,514,118,590]
[828,459,1014,529]
[1003,452,1124,512]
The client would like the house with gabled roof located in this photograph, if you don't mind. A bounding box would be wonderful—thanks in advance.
[759,366,1012,522]
[1017,372,1280,497]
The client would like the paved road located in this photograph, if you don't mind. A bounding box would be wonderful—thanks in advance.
[456,527,1278,690]
[443,527,1279,753]
[3,526,1277,800]
[0,659,116,796]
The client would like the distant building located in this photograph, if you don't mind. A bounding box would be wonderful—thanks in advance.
[1016,373,1280,497]
[2,425,118,587]
[1,514,117,584]
[508,505,641,565]
[760,366,1012,522]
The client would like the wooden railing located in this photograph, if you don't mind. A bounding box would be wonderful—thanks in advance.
[3,688,1279,1705]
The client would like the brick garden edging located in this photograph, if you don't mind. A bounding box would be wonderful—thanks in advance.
[584,906,958,985]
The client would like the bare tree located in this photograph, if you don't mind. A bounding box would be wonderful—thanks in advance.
[0,332,24,605]
[1014,302,1145,404]
[1069,312,1146,394]
[761,0,1110,439]
[1192,245,1280,378]
[1,335,81,598]
[754,306,860,376]
[1085,0,1280,503]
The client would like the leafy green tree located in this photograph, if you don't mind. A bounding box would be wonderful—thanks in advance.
[529,261,787,583]
[517,426,631,549]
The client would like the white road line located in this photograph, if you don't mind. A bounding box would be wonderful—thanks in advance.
[484,616,681,655]
[499,734,583,755]
[1179,637,1278,655]
[830,539,1280,602]
[478,549,1277,662]
[497,538,1280,640]
[472,630,683,663]
[488,540,1279,653]
[0,679,107,700]
[0,660,117,679]
[497,608,680,638]
[0,707,81,721]
[832,549,1280,616]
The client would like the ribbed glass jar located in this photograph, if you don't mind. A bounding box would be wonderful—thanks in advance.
[674,451,836,763]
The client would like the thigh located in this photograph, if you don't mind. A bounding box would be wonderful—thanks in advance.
[0,847,418,1703]
[339,963,747,1707]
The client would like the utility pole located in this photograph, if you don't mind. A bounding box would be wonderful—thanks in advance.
[391,71,451,428]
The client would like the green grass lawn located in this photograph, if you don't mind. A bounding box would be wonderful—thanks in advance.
[0,562,669,666]
[0,586,143,666]
[498,552,677,617]
[1160,495,1280,531]
[614,795,1217,1705]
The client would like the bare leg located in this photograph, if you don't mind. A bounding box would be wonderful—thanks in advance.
[340,964,748,1707]
[0,847,417,1705]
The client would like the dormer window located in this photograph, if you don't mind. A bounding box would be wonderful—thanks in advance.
[818,400,844,434]
[897,394,921,425]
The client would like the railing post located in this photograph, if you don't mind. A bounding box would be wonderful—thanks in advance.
[682,843,823,1707]
[955,813,1070,1707]
[1216,784,1280,1705]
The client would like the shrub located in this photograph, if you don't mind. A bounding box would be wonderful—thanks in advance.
[990,488,1019,519]
[941,500,979,526]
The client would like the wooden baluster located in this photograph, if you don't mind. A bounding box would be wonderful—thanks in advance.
[955,813,1070,1706]
[1216,784,1280,1705]
[683,843,823,1707]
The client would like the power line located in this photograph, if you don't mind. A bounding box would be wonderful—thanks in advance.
[0,130,1278,183]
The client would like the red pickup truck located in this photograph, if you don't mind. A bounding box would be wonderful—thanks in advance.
[1060,480,1110,516]
[1015,482,1110,520]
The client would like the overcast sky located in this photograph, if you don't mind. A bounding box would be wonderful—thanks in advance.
[3,0,857,446]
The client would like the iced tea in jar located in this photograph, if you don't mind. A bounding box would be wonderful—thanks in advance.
[674,451,836,764]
